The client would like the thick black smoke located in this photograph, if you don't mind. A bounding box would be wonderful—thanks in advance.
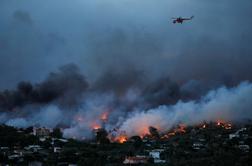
[0,64,186,112]
[0,64,252,139]
[0,62,246,114]
[142,78,181,108]
[93,68,144,96]
[0,64,88,111]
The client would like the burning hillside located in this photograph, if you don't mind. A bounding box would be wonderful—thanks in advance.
[0,65,252,141]
[91,119,236,144]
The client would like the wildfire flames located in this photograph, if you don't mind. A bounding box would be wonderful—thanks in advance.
[216,120,232,129]
[116,135,128,143]
[92,124,101,130]
[75,109,234,144]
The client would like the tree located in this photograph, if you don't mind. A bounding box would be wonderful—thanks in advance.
[129,136,143,148]
[51,128,62,138]
[96,128,110,144]
[149,126,160,139]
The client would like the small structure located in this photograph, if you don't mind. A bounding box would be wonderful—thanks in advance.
[149,149,164,159]
[149,149,166,164]
[229,133,239,139]
[123,156,149,164]
[8,153,23,160]
[53,147,62,153]
[229,127,247,140]
[28,161,43,166]
[192,143,204,150]
[153,159,166,164]
[0,147,10,156]
[34,127,51,137]
[0,147,9,150]
[39,137,46,142]
[238,145,250,153]
[24,145,42,152]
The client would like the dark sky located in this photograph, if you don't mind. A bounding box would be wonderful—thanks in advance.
[0,0,252,89]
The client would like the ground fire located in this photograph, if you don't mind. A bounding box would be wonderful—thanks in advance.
[67,110,239,144]
[91,123,101,130]
[92,120,236,144]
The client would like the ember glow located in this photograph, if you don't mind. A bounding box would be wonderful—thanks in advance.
[100,111,109,122]
[107,129,128,143]
[215,120,232,130]
[116,135,128,144]
[217,120,222,126]
[160,124,188,139]
[91,123,101,130]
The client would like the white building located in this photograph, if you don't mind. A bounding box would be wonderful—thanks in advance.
[33,127,51,137]
[149,149,166,164]
[229,133,239,139]
[149,149,164,159]
[229,127,247,140]
[53,147,62,153]
[192,143,204,150]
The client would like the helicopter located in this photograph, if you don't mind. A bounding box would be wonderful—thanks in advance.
[172,16,194,24]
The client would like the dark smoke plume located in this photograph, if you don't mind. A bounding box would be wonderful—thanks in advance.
[0,64,88,111]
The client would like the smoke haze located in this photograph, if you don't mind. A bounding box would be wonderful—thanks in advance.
[0,0,252,139]
[0,0,252,88]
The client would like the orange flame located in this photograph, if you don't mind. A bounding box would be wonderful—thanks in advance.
[160,124,187,140]
[216,120,232,129]
[91,123,101,130]
[216,119,225,126]
[107,129,128,143]
[117,135,127,143]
